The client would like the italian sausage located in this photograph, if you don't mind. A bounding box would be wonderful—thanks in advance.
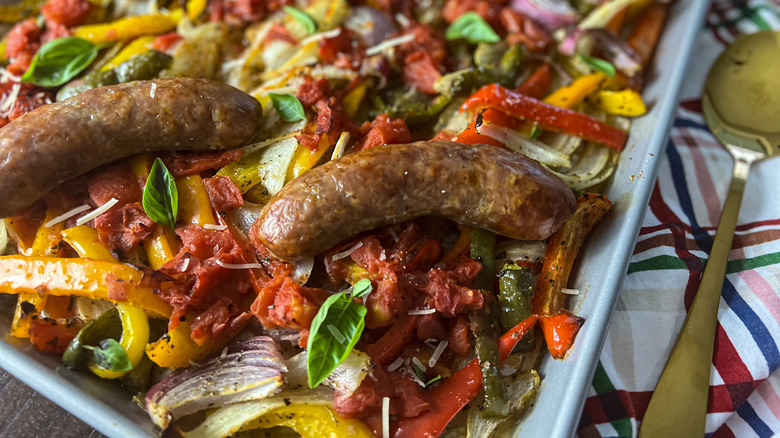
[252,140,577,261]
[0,78,262,218]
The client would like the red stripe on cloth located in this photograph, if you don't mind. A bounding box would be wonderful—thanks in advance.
[648,183,703,310]
[712,424,737,438]
[679,99,702,113]
[713,324,758,411]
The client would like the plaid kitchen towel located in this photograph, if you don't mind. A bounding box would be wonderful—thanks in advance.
[577,1,780,437]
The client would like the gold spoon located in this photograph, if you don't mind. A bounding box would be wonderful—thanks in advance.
[639,31,780,437]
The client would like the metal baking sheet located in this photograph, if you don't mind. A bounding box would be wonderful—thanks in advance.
[0,1,711,437]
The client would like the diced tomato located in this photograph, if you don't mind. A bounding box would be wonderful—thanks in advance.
[265,23,297,45]
[402,51,442,95]
[449,314,471,356]
[161,149,242,178]
[29,319,82,354]
[41,0,93,28]
[5,19,41,73]
[501,8,554,52]
[297,78,330,108]
[87,165,143,206]
[203,175,243,213]
[416,312,448,342]
[251,275,328,332]
[442,0,503,29]
[355,114,412,151]
[318,28,357,65]
[152,32,183,53]
[424,268,484,317]
[366,314,418,365]
[94,202,155,255]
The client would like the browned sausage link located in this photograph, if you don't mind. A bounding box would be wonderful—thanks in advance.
[0,78,262,218]
[252,140,577,261]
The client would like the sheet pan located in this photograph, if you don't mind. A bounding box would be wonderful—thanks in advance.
[0,1,712,436]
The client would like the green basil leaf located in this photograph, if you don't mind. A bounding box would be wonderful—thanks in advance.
[352,278,373,298]
[142,157,178,229]
[445,12,500,44]
[413,363,426,382]
[579,54,616,78]
[307,291,367,388]
[283,6,318,35]
[21,37,101,87]
[269,93,306,122]
[83,339,133,372]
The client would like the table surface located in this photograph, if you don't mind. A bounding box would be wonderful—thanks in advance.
[0,369,102,438]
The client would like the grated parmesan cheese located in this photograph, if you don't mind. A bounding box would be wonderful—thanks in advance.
[382,397,390,438]
[330,131,351,160]
[408,308,436,316]
[395,13,410,28]
[388,356,405,372]
[0,83,21,118]
[411,356,427,372]
[300,27,342,46]
[365,34,415,56]
[44,204,91,228]
[203,224,228,231]
[214,260,264,270]
[561,288,580,295]
[331,241,363,261]
[76,198,119,226]
[180,257,190,272]
[429,340,448,368]
[149,82,157,98]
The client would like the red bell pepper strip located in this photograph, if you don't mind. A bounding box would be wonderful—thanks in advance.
[392,359,482,438]
[365,314,419,365]
[515,63,551,99]
[29,319,82,354]
[538,310,584,359]
[461,84,628,150]
[497,315,538,365]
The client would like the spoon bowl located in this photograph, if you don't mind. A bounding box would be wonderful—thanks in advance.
[640,30,780,438]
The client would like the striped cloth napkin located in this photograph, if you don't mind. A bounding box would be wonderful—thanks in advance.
[577,1,780,437]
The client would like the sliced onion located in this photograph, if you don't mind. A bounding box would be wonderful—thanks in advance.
[344,6,397,47]
[477,123,571,167]
[0,220,7,255]
[285,349,372,398]
[495,240,547,267]
[231,202,263,237]
[549,142,617,190]
[145,337,287,430]
[559,28,643,79]
[181,386,333,438]
[509,0,580,31]
[466,371,540,438]
[547,132,583,156]
[292,257,314,285]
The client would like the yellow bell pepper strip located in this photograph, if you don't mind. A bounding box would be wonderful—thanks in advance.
[543,73,606,110]
[590,89,647,117]
[241,405,372,438]
[342,82,368,118]
[73,12,182,45]
[532,193,613,317]
[146,315,210,368]
[0,256,172,318]
[177,174,217,227]
[11,208,67,338]
[185,0,208,20]
[0,0,46,23]
[144,226,179,270]
[286,134,332,181]
[89,303,150,379]
[100,36,156,72]
[61,225,117,262]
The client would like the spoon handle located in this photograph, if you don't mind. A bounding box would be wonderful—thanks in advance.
[639,147,760,437]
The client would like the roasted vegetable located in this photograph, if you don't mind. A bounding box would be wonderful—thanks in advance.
[497,262,534,332]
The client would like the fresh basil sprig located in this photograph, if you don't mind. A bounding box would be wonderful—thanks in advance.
[142,157,178,229]
[269,93,306,122]
[84,339,133,372]
[21,36,102,87]
[445,12,500,44]
[579,54,616,78]
[412,363,442,388]
[307,279,373,388]
[283,6,318,35]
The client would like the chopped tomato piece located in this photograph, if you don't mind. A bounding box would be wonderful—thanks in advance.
[41,0,93,27]
[355,114,412,151]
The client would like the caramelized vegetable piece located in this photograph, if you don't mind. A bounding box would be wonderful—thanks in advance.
[177,174,217,227]
[88,303,150,379]
[538,310,584,359]
[532,193,613,317]
[146,315,234,368]
[461,84,628,150]
[73,13,181,44]
[498,315,538,365]
[365,314,418,366]
[543,73,606,109]
[627,2,670,67]
[241,404,372,438]
[0,256,172,318]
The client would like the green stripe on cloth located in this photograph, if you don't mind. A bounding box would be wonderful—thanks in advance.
[627,251,780,275]
[592,362,634,437]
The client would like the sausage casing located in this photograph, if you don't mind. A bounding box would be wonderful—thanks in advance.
[252,141,577,260]
[0,78,261,218]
